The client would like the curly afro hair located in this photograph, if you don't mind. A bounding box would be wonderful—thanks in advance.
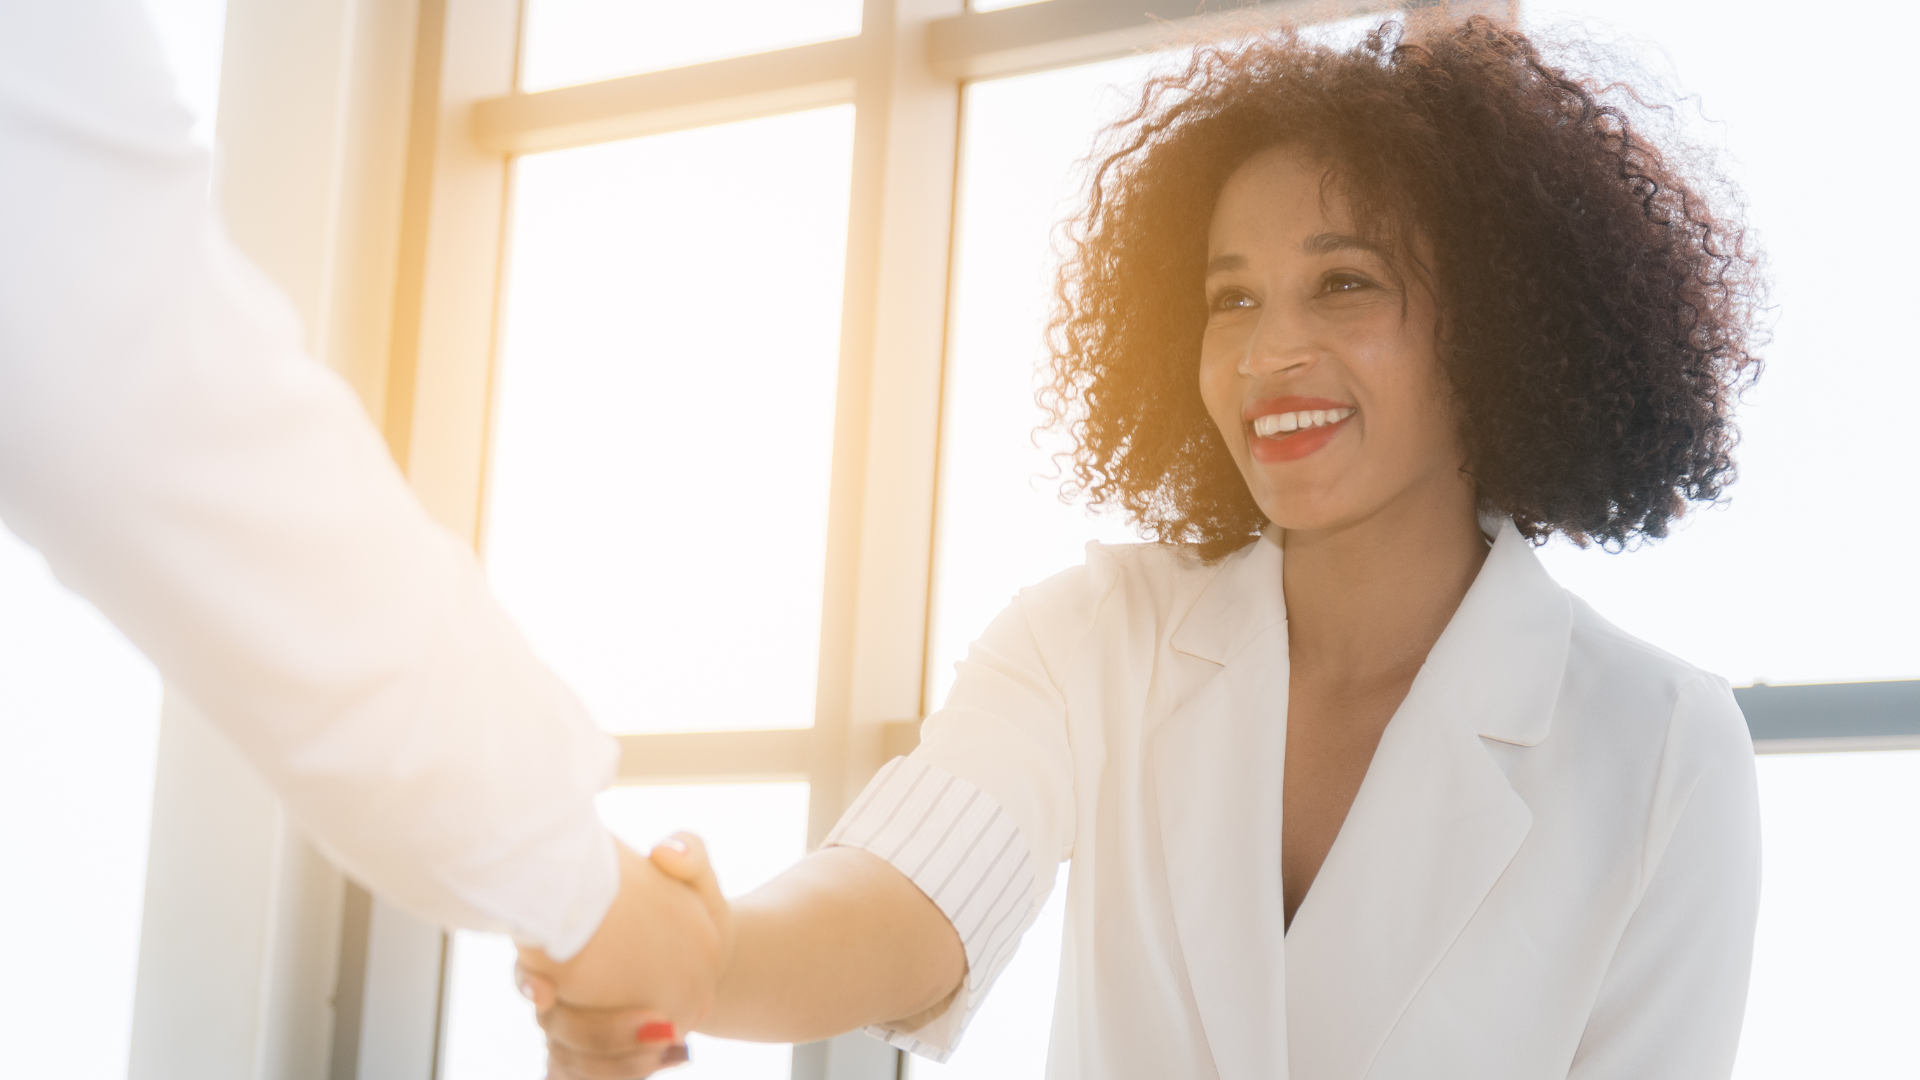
[1042,14,1766,560]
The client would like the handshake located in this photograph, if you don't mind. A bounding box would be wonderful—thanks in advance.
[513,835,967,1078]
[515,835,730,1078]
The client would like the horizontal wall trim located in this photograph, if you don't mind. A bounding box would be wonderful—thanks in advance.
[471,36,860,154]
[1734,679,1920,745]
[1754,734,1920,756]
[616,728,813,784]
[613,721,926,785]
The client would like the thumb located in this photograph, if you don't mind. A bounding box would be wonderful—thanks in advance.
[650,832,726,919]
[513,963,558,1012]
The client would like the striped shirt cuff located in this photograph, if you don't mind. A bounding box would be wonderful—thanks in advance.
[823,755,1039,1062]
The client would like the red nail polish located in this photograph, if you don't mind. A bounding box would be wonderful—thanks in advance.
[637,1021,676,1043]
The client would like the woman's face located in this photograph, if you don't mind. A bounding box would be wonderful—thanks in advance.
[1200,147,1467,535]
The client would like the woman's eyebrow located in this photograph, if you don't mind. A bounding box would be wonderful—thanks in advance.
[1205,253,1246,275]
[1301,231,1386,257]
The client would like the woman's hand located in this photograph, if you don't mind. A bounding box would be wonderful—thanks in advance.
[517,835,733,1078]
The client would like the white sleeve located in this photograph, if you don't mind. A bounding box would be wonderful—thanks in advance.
[825,558,1099,1060]
[0,1,618,959]
[1568,676,1763,1078]
[825,757,1038,1061]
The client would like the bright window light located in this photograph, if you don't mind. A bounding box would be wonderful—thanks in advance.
[521,0,863,91]
[0,530,163,1078]
[1738,751,1920,1076]
[485,106,854,736]
[925,55,1162,715]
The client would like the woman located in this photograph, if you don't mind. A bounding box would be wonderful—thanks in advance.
[530,16,1766,1079]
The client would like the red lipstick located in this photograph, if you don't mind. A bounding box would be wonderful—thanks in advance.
[1242,395,1357,464]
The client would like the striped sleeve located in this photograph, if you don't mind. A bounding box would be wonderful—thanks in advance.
[823,754,1041,1061]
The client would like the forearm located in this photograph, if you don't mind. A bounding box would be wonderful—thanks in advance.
[700,847,965,1043]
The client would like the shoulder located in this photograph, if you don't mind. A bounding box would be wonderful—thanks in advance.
[1016,539,1224,619]
[1559,595,1753,772]
[1003,539,1241,665]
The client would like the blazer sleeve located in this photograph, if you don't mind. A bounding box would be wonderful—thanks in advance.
[824,554,1108,1061]
[1568,675,1763,1079]
[0,1,618,959]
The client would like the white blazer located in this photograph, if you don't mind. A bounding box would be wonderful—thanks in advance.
[827,518,1762,1079]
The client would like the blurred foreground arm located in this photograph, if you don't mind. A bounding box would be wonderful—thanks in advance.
[0,1,618,958]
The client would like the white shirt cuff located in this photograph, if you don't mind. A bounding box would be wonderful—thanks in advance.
[823,755,1040,1062]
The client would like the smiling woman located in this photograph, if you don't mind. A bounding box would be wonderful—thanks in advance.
[529,14,1769,1080]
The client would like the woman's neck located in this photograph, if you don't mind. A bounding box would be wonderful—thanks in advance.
[1279,482,1489,687]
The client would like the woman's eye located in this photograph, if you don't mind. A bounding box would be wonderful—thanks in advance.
[1321,272,1373,295]
[1210,288,1256,312]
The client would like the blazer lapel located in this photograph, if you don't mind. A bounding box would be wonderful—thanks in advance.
[1152,536,1292,1080]
[1283,520,1572,1079]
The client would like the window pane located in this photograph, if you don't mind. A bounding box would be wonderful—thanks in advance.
[1518,0,1920,685]
[925,58,1159,712]
[0,530,162,1078]
[522,0,863,91]
[486,106,853,735]
[1736,751,1920,1077]
[442,783,811,1080]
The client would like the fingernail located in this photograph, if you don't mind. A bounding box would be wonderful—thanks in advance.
[662,1044,691,1065]
[636,1021,676,1043]
[659,837,688,853]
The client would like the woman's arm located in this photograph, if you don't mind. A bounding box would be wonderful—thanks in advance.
[526,837,964,1078]
[706,846,966,1041]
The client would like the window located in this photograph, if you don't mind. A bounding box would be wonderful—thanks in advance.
[520,0,862,91]
[0,529,163,1079]
[483,106,855,738]
[443,101,857,1076]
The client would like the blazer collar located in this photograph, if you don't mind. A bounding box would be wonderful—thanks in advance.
[1152,516,1573,1080]
[1169,530,1287,667]
[1171,516,1570,745]
[1423,513,1573,746]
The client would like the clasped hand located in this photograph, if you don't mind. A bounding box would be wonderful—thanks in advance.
[516,835,730,1079]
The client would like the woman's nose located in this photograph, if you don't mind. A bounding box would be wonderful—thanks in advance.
[1237,311,1317,377]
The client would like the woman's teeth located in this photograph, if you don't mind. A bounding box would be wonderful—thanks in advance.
[1252,407,1356,438]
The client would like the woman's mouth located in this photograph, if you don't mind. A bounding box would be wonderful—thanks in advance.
[1244,401,1357,463]
[1251,407,1355,437]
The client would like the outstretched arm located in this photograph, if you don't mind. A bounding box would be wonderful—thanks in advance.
[522,835,964,1077]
